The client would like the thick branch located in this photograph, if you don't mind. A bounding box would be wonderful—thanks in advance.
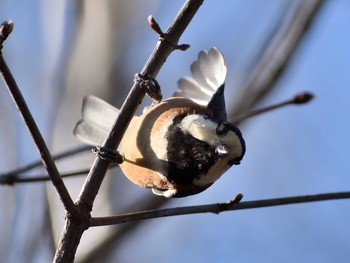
[77,0,204,211]
[0,21,76,214]
[53,0,204,262]
[90,191,350,226]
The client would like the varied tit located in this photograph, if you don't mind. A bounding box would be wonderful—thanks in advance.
[74,47,246,198]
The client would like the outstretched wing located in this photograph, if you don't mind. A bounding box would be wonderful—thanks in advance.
[74,95,120,145]
[174,47,228,120]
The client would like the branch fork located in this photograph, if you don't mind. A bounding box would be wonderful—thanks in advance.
[148,15,190,51]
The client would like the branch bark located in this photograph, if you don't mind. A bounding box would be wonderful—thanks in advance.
[0,21,76,215]
[90,191,350,226]
[53,0,204,261]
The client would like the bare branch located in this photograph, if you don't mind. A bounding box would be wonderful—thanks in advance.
[0,20,13,46]
[53,1,204,261]
[0,21,76,214]
[231,91,314,124]
[76,0,204,211]
[90,191,350,226]
[148,15,191,51]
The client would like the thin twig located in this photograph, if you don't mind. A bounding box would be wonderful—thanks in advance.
[0,20,13,46]
[90,191,350,226]
[231,91,314,124]
[0,169,90,185]
[0,145,90,175]
[229,0,324,118]
[0,21,76,214]
[53,1,204,262]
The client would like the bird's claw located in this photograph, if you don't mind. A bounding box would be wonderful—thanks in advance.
[134,73,162,103]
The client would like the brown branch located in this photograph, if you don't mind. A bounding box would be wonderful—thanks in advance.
[230,91,314,124]
[53,0,204,262]
[90,191,350,226]
[0,21,76,214]
[0,20,13,46]
[79,195,167,263]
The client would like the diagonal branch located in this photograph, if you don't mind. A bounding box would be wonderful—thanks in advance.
[0,21,76,214]
[90,191,350,226]
[76,0,204,211]
[53,1,204,262]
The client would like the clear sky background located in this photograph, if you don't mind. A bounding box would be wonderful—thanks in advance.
[0,1,349,262]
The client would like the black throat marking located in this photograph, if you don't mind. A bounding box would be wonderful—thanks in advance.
[165,115,218,185]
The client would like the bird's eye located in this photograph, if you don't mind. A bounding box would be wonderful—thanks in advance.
[216,122,228,136]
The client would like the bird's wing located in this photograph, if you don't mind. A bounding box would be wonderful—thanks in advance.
[74,95,120,145]
[174,47,228,120]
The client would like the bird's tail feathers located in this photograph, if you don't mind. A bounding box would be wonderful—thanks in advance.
[74,95,120,146]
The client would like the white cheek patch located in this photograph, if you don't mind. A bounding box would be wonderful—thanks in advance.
[179,114,243,157]
[179,115,218,146]
[179,115,243,158]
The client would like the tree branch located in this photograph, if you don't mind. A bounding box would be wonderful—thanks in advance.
[53,1,204,261]
[0,21,76,214]
[231,91,314,124]
[90,191,350,226]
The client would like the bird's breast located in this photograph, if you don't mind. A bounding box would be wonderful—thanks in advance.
[117,98,213,190]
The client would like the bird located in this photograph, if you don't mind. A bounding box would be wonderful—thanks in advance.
[74,47,246,198]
